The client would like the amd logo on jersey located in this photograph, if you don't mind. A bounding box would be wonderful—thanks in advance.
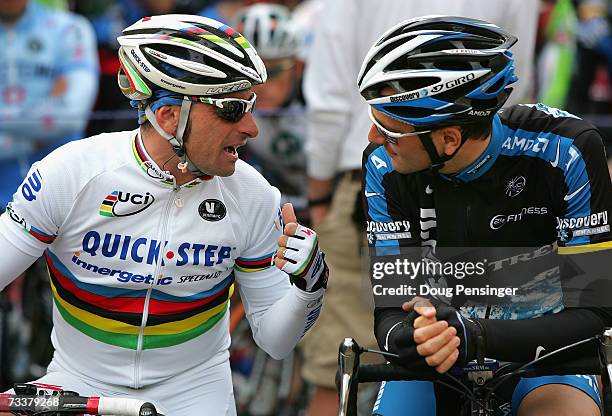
[198,199,227,222]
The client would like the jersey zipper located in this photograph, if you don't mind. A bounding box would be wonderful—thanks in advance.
[133,182,179,388]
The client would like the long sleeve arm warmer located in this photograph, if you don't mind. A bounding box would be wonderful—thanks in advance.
[374,306,611,364]
[239,281,324,360]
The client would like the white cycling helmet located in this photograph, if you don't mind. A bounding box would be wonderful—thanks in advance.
[233,4,299,60]
[116,14,267,177]
[117,14,267,99]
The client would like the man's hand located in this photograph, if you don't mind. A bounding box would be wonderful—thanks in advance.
[275,203,328,292]
[402,298,460,373]
[401,299,485,372]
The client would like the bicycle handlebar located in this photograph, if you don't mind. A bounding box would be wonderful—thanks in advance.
[354,347,603,383]
[0,393,161,415]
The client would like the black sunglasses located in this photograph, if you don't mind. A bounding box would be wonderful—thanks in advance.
[192,93,257,122]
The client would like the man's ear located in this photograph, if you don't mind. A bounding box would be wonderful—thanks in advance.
[440,126,463,156]
[155,106,179,137]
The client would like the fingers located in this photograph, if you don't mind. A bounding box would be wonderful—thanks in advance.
[402,297,435,314]
[283,222,298,237]
[414,314,437,329]
[277,235,289,247]
[274,256,288,271]
[417,329,460,372]
[413,320,449,344]
[435,348,460,374]
[281,203,297,224]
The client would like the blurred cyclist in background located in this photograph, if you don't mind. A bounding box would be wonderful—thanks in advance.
[233,3,309,219]
[0,0,99,209]
[81,0,203,135]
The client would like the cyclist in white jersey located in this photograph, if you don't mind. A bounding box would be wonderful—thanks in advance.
[0,14,328,416]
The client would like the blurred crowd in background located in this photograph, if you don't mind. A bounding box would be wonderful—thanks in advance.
[1,0,612,206]
[1,0,612,414]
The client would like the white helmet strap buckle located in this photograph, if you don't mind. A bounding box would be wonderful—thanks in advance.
[144,100,208,177]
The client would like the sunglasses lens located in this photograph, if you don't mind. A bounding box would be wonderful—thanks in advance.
[376,126,397,144]
[215,101,246,122]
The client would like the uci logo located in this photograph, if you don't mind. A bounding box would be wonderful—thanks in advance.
[99,191,155,217]
[198,199,227,222]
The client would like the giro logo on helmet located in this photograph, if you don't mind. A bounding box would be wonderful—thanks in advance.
[442,72,476,90]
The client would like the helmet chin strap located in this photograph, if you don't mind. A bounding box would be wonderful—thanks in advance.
[418,131,467,173]
[144,97,209,177]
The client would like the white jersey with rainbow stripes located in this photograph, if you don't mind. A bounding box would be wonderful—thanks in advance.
[0,129,307,388]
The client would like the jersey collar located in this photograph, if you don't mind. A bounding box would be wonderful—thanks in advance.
[131,130,213,187]
[440,114,503,183]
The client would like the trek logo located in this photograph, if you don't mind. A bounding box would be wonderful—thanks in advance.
[130,49,150,72]
[81,230,234,267]
[21,170,42,201]
[99,191,155,217]
[198,199,226,222]
[505,176,526,197]
[489,206,548,230]
[556,211,608,230]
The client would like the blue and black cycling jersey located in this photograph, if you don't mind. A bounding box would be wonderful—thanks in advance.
[363,103,612,363]
[364,103,610,251]
[363,103,612,415]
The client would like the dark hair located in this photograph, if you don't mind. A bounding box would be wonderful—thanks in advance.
[459,118,493,141]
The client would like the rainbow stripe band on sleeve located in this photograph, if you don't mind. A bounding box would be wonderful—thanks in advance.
[23,225,57,244]
[235,253,274,273]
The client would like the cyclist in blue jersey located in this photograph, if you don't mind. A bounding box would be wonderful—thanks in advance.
[0,0,99,208]
[0,14,328,415]
[358,16,612,415]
